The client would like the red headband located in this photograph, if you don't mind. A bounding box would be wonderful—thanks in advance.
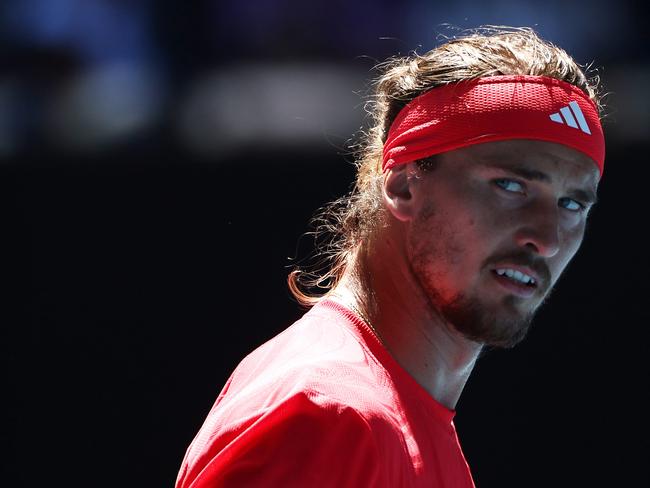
[382,75,605,175]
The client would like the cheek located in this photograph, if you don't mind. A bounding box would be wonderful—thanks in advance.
[412,199,485,256]
[565,217,586,250]
[553,224,586,276]
[408,201,492,291]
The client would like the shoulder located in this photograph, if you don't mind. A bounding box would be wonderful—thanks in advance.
[177,305,408,487]
[225,302,394,415]
[177,391,397,488]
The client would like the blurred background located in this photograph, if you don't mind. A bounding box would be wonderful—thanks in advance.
[6,0,649,486]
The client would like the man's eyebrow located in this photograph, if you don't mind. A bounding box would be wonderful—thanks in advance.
[491,163,552,183]
[571,188,598,206]
[479,162,599,205]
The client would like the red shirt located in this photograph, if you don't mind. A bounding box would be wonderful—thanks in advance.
[176,299,476,487]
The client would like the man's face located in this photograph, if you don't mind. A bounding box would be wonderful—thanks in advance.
[405,140,600,348]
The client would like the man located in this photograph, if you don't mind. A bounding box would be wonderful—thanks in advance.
[176,27,604,487]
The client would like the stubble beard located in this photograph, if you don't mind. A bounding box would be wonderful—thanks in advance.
[408,211,541,349]
[410,256,539,348]
[435,289,537,348]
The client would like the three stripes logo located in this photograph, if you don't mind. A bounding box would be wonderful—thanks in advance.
[549,101,591,135]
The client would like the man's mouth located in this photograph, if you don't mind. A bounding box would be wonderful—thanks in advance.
[494,268,536,286]
[490,267,539,298]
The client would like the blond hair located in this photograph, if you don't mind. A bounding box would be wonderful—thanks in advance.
[288,26,604,306]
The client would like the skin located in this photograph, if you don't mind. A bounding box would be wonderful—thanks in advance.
[331,139,600,410]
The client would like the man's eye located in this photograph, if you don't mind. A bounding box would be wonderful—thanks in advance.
[494,179,525,193]
[559,197,585,212]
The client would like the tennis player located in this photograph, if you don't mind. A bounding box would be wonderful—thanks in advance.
[176,27,604,487]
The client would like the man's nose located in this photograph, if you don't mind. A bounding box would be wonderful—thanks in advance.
[514,202,561,258]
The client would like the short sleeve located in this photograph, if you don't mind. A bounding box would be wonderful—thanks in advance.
[176,392,387,488]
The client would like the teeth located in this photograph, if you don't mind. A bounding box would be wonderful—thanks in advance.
[495,268,536,285]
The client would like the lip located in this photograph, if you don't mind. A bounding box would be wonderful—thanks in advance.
[489,264,541,299]
[491,271,537,298]
[490,263,542,286]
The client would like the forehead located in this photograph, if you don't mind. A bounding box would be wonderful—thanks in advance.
[441,139,600,190]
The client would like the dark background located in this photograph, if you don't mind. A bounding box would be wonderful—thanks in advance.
[5,1,649,486]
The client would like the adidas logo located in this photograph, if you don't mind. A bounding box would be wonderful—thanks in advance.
[549,101,591,135]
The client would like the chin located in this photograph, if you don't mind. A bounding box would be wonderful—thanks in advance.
[439,294,536,349]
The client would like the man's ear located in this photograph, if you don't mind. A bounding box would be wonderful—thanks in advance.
[383,163,417,222]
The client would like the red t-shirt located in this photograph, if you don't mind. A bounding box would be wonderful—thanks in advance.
[176,299,476,487]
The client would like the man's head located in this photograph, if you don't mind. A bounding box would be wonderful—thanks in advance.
[289,26,604,347]
[382,139,599,347]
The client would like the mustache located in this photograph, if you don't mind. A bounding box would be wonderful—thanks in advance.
[485,250,552,289]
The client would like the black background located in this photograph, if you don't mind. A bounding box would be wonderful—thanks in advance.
[6,1,649,486]
[9,142,649,487]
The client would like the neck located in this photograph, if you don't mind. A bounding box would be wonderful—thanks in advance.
[330,243,483,410]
